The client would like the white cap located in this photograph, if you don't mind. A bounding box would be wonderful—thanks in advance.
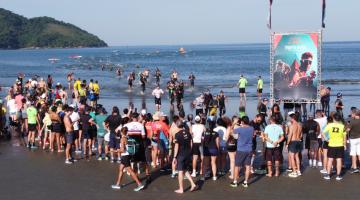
[288,111,295,116]
[195,115,201,122]
[69,104,75,108]
[141,109,147,115]
[41,93,46,99]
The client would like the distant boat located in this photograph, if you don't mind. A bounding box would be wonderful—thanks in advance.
[48,58,60,63]
[178,47,186,54]
[69,55,82,59]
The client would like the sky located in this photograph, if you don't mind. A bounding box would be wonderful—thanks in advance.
[1,0,359,46]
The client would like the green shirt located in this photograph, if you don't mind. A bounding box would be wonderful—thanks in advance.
[26,106,37,124]
[257,79,263,89]
[95,114,108,136]
[238,78,248,88]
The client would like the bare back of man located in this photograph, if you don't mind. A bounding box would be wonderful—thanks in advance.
[287,118,302,177]
[64,113,74,164]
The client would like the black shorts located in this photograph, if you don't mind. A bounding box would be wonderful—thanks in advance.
[121,155,131,167]
[288,141,302,153]
[257,89,263,93]
[323,141,329,149]
[265,147,282,162]
[155,97,161,105]
[66,132,74,144]
[192,143,202,156]
[327,147,344,159]
[52,123,62,133]
[176,155,191,171]
[239,88,246,94]
[235,151,252,167]
[28,124,37,131]
[318,138,323,148]
[74,130,79,139]
[83,131,92,140]
[227,143,237,152]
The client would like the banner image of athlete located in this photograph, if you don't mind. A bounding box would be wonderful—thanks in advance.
[271,32,321,102]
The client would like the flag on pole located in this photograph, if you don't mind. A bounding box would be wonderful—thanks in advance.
[322,0,326,28]
[267,0,274,30]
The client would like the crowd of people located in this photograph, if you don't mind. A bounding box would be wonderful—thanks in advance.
[0,70,359,194]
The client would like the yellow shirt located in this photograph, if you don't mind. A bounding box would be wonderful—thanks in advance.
[257,79,263,89]
[78,87,86,97]
[88,82,94,90]
[74,80,81,91]
[93,83,100,94]
[324,122,346,147]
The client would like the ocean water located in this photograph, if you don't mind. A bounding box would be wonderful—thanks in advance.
[0,42,359,116]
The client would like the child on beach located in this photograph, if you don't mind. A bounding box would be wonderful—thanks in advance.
[111,127,144,192]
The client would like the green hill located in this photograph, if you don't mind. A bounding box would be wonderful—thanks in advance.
[0,8,107,49]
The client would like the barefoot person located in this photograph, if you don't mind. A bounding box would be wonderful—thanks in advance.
[152,85,164,111]
[237,74,248,106]
[173,120,197,194]
[263,116,284,177]
[287,112,303,178]
[64,106,75,164]
[111,127,145,192]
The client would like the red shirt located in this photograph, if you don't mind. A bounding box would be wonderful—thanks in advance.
[152,121,170,138]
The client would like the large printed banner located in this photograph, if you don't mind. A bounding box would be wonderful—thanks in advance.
[271,32,321,102]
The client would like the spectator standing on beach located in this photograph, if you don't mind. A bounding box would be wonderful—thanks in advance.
[237,74,248,106]
[193,94,205,116]
[347,109,360,173]
[263,116,284,177]
[152,86,164,111]
[230,116,254,188]
[257,76,263,101]
[173,119,197,194]
[64,106,75,164]
[287,112,303,178]
[323,113,346,181]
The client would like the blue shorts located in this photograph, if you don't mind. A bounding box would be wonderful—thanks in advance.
[235,151,252,167]
[66,132,74,144]
[109,134,120,149]
[203,147,218,157]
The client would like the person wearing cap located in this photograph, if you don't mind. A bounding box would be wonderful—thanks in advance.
[151,112,170,169]
[237,74,248,106]
[335,93,344,119]
[302,114,320,168]
[257,76,263,101]
[346,109,360,174]
[69,104,81,153]
[152,85,164,111]
[191,115,206,178]
[322,113,346,181]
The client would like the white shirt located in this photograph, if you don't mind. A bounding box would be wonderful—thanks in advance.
[315,117,328,139]
[214,126,227,147]
[7,99,17,114]
[124,121,145,137]
[152,88,164,99]
[192,123,205,143]
[70,112,80,130]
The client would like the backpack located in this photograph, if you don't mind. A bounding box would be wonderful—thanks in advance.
[126,137,140,155]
